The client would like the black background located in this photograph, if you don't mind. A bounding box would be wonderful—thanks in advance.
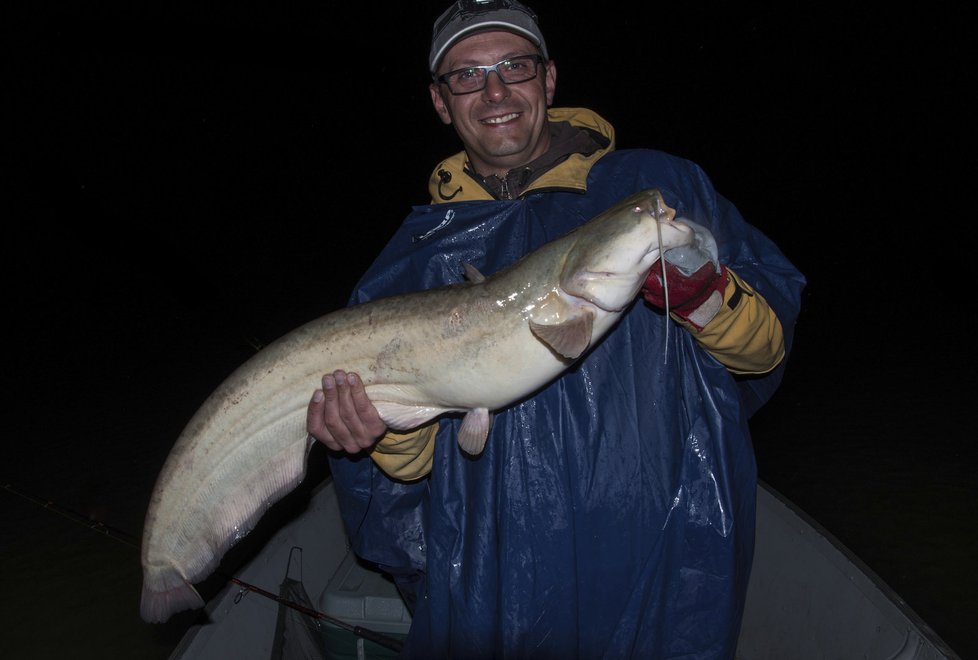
[4,2,974,658]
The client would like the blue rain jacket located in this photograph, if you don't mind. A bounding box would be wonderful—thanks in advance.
[329,148,805,658]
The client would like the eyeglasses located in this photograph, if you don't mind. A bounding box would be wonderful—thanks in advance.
[435,54,544,95]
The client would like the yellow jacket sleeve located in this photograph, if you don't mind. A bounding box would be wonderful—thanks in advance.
[678,269,785,374]
[369,424,438,481]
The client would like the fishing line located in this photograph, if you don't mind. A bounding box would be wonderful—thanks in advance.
[2,480,404,654]
[652,201,670,365]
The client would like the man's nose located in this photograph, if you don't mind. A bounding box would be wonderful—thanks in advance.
[481,70,510,101]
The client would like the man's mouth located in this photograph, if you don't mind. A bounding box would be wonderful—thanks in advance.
[481,112,520,125]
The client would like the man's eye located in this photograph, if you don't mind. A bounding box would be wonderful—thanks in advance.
[458,68,479,80]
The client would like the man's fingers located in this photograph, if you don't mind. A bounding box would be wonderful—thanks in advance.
[347,373,387,439]
[307,370,385,454]
[306,387,343,452]
[309,373,360,453]
[335,372,384,450]
[332,371,363,444]
[329,371,367,452]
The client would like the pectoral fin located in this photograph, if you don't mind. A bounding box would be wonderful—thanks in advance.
[529,309,594,360]
[457,407,492,455]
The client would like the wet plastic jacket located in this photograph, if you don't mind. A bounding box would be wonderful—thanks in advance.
[329,109,805,658]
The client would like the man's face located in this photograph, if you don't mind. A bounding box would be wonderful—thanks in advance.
[430,31,556,178]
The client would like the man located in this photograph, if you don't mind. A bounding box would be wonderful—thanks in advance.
[307,1,805,657]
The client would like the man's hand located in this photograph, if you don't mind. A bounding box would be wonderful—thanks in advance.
[642,260,728,330]
[642,219,727,331]
[306,370,387,453]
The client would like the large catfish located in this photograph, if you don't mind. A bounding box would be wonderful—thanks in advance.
[140,188,696,623]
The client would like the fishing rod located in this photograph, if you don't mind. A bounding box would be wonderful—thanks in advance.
[3,481,140,546]
[2,481,405,654]
[227,574,404,652]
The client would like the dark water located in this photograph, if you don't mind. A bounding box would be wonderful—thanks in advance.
[4,4,973,658]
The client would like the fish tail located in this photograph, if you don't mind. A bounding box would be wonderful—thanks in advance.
[140,565,205,623]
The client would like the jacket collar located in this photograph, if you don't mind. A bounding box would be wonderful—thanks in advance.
[427,107,616,203]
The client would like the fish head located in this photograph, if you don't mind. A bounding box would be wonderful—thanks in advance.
[560,189,695,311]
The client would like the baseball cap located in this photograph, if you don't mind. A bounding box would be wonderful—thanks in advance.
[429,0,548,74]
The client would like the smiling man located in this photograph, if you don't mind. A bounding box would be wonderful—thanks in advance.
[430,30,556,179]
[308,1,805,657]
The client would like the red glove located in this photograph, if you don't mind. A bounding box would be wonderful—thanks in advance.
[642,260,728,331]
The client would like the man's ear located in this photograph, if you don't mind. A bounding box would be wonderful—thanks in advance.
[429,83,453,125]
[544,60,557,106]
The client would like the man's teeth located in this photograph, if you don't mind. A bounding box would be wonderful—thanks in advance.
[483,113,519,124]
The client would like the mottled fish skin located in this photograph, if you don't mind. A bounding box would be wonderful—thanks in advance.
[139,189,694,623]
